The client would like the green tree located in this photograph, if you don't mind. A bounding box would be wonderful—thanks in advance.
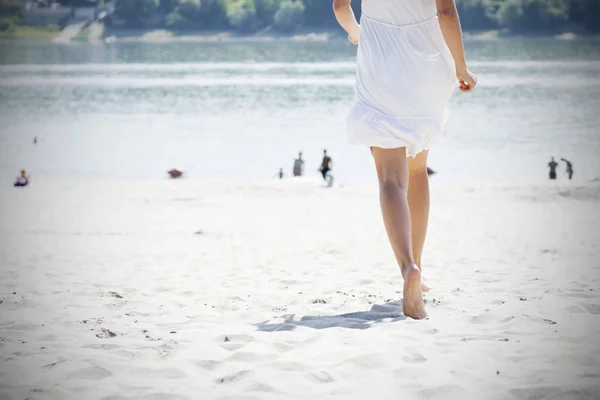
[0,0,25,16]
[456,0,498,30]
[206,0,229,28]
[273,0,304,32]
[226,0,259,32]
[227,7,258,31]
[254,0,282,26]
[497,0,569,33]
[177,0,201,17]
[0,15,19,32]
[569,0,600,32]
[159,0,177,13]
[165,0,228,29]
[496,0,525,31]
[302,0,360,28]
[165,7,195,28]
[115,0,160,28]
[302,0,335,27]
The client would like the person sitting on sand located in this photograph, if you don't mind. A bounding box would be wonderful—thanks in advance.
[561,158,573,180]
[293,152,305,176]
[548,157,559,180]
[319,149,332,181]
[168,169,183,179]
[14,169,29,187]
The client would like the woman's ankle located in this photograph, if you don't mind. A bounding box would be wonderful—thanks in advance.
[400,262,419,278]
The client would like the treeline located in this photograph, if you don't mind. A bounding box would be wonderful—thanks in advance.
[1,0,599,34]
[112,0,324,32]
[110,0,600,33]
[456,0,599,33]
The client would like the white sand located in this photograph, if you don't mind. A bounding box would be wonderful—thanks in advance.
[0,179,599,399]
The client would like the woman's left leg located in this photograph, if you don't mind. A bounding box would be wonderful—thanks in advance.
[371,146,426,319]
[407,150,431,291]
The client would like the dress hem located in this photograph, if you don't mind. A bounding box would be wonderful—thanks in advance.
[346,103,449,158]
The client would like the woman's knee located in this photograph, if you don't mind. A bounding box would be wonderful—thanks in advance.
[376,163,409,185]
[378,176,409,193]
[372,147,410,184]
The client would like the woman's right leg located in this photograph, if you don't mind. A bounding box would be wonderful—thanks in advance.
[371,147,426,319]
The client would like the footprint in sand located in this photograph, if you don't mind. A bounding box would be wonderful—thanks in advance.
[582,303,600,314]
[308,370,336,383]
[215,369,254,384]
[42,359,68,369]
[227,351,278,363]
[402,353,428,363]
[95,328,117,339]
[194,360,220,372]
[69,365,113,380]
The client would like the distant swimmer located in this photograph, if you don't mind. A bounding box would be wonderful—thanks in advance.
[14,169,29,187]
[278,168,284,179]
[319,149,332,181]
[33,136,37,145]
[560,158,574,180]
[548,157,559,180]
[293,152,304,177]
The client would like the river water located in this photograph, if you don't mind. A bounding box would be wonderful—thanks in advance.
[1,37,599,184]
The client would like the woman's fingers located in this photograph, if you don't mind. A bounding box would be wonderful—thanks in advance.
[468,75,477,89]
[458,80,471,93]
[457,71,477,93]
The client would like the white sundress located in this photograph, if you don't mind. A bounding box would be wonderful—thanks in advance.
[347,0,456,157]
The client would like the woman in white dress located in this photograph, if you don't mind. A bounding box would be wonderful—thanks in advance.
[334,0,477,319]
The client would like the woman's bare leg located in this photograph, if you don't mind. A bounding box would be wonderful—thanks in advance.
[407,151,431,291]
[371,147,426,319]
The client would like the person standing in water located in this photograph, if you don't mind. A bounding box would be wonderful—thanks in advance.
[548,157,559,180]
[561,158,573,180]
[319,149,332,181]
[293,152,305,177]
[335,0,477,318]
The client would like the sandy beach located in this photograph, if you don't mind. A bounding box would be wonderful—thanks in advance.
[0,179,599,399]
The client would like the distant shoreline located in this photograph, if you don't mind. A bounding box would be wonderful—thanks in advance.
[1,25,599,43]
[104,28,334,43]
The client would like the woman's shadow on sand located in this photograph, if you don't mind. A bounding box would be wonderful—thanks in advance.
[255,301,406,331]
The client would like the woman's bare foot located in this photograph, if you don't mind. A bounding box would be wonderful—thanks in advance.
[402,264,427,319]
[415,265,431,292]
[422,280,431,292]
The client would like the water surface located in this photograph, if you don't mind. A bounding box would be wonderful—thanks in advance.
[1,38,599,183]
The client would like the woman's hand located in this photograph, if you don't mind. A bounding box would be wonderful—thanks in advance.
[348,26,360,45]
[456,66,477,93]
[334,0,360,46]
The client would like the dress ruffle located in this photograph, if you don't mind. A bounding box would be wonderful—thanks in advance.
[347,103,449,158]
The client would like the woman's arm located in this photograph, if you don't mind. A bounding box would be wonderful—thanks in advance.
[436,0,477,92]
[333,0,360,43]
